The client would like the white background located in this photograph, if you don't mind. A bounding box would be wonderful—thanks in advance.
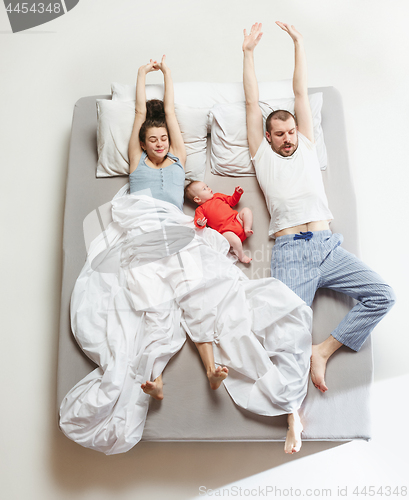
[1,1,408,499]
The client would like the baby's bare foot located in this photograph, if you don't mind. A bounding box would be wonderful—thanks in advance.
[245,229,254,237]
[207,366,229,390]
[141,379,164,400]
[231,247,252,264]
[239,253,252,264]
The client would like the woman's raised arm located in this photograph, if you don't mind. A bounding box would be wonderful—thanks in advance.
[128,60,158,172]
[156,56,187,167]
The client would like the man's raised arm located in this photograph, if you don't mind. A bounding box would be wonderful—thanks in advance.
[243,23,264,158]
[276,22,314,143]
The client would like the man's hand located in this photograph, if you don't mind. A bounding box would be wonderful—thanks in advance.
[196,218,207,227]
[243,22,263,52]
[275,21,303,43]
[235,186,244,194]
[276,21,313,143]
[139,59,159,75]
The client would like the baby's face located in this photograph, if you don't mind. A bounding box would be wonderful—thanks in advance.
[193,182,213,203]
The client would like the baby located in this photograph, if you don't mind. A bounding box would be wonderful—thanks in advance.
[185,181,253,263]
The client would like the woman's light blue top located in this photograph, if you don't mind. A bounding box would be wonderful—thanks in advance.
[129,151,185,211]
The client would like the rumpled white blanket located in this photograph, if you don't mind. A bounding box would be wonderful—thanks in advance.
[59,191,312,454]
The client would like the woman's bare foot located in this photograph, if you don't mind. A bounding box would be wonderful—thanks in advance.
[207,366,229,390]
[285,412,303,454]
[141,378,164,400]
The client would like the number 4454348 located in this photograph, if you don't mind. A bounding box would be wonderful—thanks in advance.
[5,3,62,14]
[353,485,407,496]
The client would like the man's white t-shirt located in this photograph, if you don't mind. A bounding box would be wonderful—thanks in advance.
[252,132,333,237]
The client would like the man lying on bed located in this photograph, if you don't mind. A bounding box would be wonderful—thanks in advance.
[242,21,395,392]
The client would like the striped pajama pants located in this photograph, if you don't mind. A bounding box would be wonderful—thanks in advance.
[270,230,395,351]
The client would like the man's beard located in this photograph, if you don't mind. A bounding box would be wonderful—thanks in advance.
[272,142,297,157]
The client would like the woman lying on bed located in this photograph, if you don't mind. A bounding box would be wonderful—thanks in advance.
[128,56,230,398]
[59,58,313,456]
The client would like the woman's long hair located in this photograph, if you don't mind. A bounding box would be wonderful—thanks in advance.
[139,99,169,145]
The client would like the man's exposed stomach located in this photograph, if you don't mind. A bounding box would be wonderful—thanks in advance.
[274,220,331,238]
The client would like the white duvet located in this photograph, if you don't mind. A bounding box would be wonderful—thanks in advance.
[59,190,312,455]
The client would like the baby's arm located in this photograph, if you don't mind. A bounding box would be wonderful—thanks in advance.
[194,206,207,228]
[226,186,244,207]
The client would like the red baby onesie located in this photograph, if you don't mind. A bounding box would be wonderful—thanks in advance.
[194,190,247,242]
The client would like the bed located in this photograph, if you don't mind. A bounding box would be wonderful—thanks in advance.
[57,84,372,448]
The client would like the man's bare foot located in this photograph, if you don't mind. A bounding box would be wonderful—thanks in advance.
[207,366,229,390]
[244,229,254,237]
[285,412,303,454]
[141,379,164,400]
[310,344,329,393]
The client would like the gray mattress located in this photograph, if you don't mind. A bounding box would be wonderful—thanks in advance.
[57,87,372,443]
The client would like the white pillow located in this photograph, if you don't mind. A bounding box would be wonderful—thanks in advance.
[96,100,135,177]
[209,93,327,177]
[173,104,208,181]
[96,99,208,181]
